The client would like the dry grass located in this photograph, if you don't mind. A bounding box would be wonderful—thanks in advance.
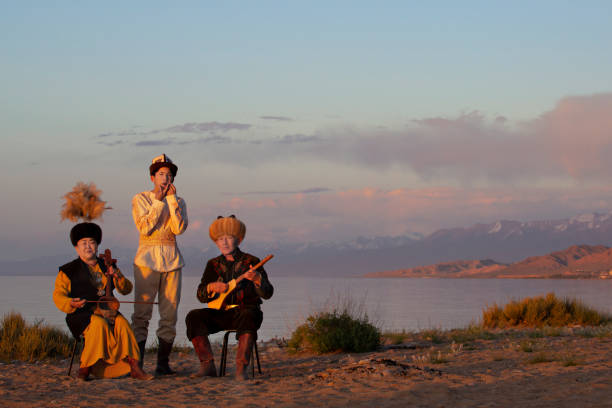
[0,312,73,362]
[482,292,611,328]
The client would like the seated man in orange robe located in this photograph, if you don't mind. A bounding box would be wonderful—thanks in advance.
[53,222,152,381]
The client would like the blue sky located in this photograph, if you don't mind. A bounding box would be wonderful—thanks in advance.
[2,1,612,260]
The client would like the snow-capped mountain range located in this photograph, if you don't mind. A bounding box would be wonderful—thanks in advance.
[4,211,612,276]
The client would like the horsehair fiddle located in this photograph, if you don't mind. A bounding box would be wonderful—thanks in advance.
[87,249,158,309]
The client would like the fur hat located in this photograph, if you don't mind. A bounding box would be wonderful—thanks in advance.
[70,222,102,246]
[209,215,246,243]
[149,153,178,177]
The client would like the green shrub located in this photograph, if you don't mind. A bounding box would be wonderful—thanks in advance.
[482,293,611,328]
[0,312,73,362]
[288,310,381,354]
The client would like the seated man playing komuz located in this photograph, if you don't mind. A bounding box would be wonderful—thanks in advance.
[53,222,153,381]
[186,215,274,380]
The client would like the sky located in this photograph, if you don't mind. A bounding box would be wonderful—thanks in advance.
[1,1,612,261]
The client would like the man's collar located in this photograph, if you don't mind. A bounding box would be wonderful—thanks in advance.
[218,247,243,264]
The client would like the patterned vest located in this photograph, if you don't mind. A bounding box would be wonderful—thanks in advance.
[59,257,114,338]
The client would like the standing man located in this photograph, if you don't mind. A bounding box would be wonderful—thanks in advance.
[132,153,188,375]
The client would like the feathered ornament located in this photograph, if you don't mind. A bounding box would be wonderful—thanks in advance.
[60,182,112,222]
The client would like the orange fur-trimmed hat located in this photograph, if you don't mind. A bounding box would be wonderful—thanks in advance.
[209,215,246,243]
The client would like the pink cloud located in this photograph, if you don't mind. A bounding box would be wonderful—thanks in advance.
[259,93,612,184]
[530,93,612,178]
[202,185,612,244]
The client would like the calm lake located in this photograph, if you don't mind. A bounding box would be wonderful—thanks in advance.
[2,275,612,346]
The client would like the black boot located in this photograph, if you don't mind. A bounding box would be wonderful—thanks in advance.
[137,340,146,370]
[155,337,176,376]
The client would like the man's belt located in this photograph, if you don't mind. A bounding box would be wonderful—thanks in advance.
[139,232,176,246]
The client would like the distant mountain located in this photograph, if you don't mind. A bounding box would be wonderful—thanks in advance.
[267,211,612,277]
[365,245,612,279]
[365,259,508,278]
[496,244,612,278]
[4,211,612,277]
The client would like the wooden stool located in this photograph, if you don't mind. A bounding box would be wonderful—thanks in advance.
[218,330,262,377]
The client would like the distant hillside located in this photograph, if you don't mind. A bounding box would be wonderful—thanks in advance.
[365,245,612,279]
[4,211,612,277]
[366,259,508,278]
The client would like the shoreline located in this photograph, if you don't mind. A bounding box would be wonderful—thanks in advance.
[2,328,612,407]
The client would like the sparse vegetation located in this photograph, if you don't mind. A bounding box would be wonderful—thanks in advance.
[527,352,554,364]
[419,328,445,344]
[384,330,409,345]
[0,312,73,362]
[449,324,497,343]
[383,324,498,345]
[413,342,462,366]
[428,350,450,364]
[482,293,611,328]
[560,353,582,367]
[519,340,535,352]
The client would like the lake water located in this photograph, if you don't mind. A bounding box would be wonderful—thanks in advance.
[2,275,612,346]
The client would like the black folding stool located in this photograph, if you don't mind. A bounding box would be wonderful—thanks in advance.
[67,336,84,376]
[218,330,262,377]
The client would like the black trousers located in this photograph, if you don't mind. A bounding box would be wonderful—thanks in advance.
[185,307,263,341]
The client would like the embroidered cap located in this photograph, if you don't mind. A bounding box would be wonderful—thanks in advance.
[149,153,178,177]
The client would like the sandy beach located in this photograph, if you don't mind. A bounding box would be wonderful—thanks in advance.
[2,331,612,408]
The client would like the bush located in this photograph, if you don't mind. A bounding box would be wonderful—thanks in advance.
[288,309,381,354]
[482,293,611,328]
[0,312,73,362]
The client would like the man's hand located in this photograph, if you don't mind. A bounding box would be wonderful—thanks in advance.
[153,183,170,201]
[107,265,118,278]
[70,298,86,309]
[244,266,262,287]
[166,184,176,197]
[208,282,229,294]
